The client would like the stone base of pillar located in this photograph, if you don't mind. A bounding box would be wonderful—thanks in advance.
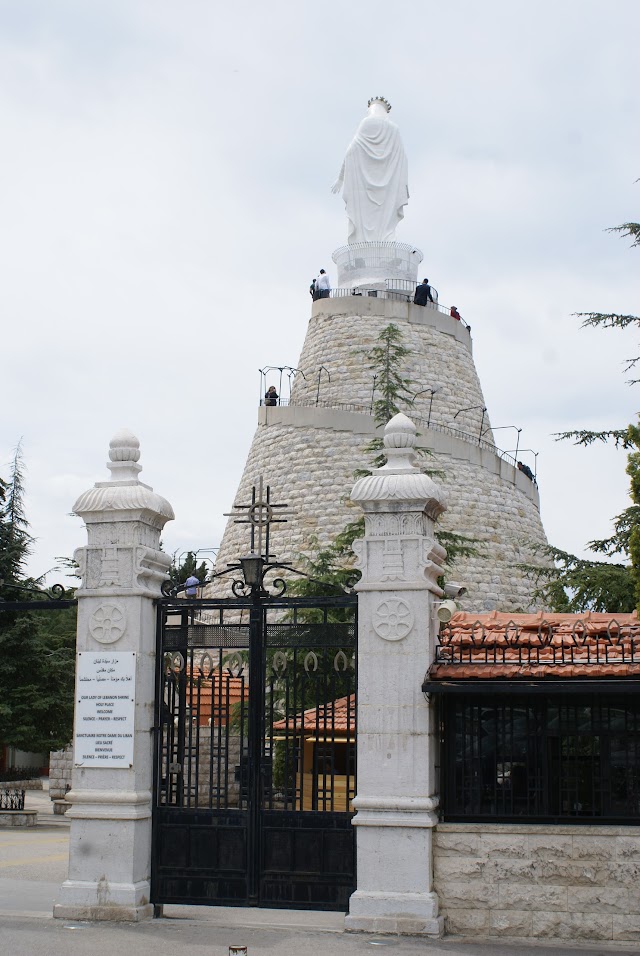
[54,880,153,922]
[345,890,444,937]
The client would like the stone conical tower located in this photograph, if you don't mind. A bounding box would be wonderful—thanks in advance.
[211,100,548,613]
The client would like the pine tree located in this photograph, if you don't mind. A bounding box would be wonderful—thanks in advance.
[0,444,33,587]
[0,446,76,752]
[368,323,415,424]
[525,210,640,612]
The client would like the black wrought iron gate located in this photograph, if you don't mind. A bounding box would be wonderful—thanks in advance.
[151,592,357,910]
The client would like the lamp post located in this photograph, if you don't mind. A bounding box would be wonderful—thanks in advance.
[483,425,522,460]
[453,405,487,443]
[286,366,305,400]
[414,387,439,427]
[259,366,304,406]
[315,366,331,407]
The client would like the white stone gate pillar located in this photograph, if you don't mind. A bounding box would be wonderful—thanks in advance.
[54,430,174,921]
[345,413,447,937]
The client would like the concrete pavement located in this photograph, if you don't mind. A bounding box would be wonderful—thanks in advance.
[1,783,640,955]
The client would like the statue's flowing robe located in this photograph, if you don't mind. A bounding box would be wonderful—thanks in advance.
[341,114,409,244]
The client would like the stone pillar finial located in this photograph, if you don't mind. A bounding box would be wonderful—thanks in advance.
[107,428,142,481]
[345,413,446,937]
[377,412,419,472]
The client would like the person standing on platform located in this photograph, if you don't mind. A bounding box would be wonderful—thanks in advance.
[315,269,331,299]
[414,278,434,307]
[265,386,279,406]
[450,305,461,321]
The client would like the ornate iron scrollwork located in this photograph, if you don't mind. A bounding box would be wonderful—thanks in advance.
[272,651,287,677]
[231,578,251,597]
[0,581,70,602]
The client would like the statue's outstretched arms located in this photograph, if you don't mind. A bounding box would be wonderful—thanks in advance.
[331,160,345,194]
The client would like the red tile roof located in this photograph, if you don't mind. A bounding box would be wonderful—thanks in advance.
[429,610,640,681]
[272,694,355,734]
[185,669,248,726]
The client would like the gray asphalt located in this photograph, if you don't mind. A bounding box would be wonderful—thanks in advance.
[1,784,639,956]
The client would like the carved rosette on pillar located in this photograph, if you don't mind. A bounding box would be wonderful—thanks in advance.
[54,429,174,922]
[345,413,446,937]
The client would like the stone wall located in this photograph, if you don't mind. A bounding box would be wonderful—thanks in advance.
[434,823,640,943]
[211,294,548,613]
[185,730,244,806]
[290,297,491,441]
[211,408,547,614]
[49,746,72,801]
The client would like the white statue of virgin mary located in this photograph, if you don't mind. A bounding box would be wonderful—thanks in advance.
[332,97,409,245]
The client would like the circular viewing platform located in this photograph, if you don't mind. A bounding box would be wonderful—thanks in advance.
[313,284,472,332]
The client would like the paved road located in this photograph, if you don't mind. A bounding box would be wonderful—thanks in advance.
[4,913,640,956]
[1,786,639,955]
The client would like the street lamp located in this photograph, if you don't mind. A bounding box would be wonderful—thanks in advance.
[239,553,264,590]
[315,366,331,406]
[453,405,487,443]
[259,366,304,406]
[483,425,522,459]
[414,387,439,427]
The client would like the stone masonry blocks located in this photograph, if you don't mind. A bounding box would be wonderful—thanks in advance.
[49,746,73,800]
[212,296,548,613]
[291,301,490,441]
[212,419,547,613]
[434,824,640,942]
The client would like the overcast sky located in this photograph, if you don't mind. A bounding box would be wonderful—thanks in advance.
[1,0,638,585]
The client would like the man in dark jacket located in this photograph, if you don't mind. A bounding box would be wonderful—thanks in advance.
[414,278,434,307]
[517,461,536,483]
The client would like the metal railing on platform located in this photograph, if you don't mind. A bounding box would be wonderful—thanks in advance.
[321,284,471,329]
[260,398,527,472]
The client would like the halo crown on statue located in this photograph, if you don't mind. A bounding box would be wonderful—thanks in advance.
[367,95,391,112]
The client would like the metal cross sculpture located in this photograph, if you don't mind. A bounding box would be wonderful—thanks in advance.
[162,476,354,599]
[223,476,294,563]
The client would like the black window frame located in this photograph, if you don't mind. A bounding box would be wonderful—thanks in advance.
[441,692,640,825]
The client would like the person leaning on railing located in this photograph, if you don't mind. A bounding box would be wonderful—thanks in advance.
[517,460,536,484]
[413,278,434,306]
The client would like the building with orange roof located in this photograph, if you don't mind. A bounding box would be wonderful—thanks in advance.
[272,695,355,812]
[183,668,248,727]
[420,610,640,941]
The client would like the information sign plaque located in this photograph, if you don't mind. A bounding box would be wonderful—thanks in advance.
[74,651,136,768]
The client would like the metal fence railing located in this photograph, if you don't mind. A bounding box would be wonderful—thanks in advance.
[0,788,25,811]
[321,284,471,329]
[260,398,523,472]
